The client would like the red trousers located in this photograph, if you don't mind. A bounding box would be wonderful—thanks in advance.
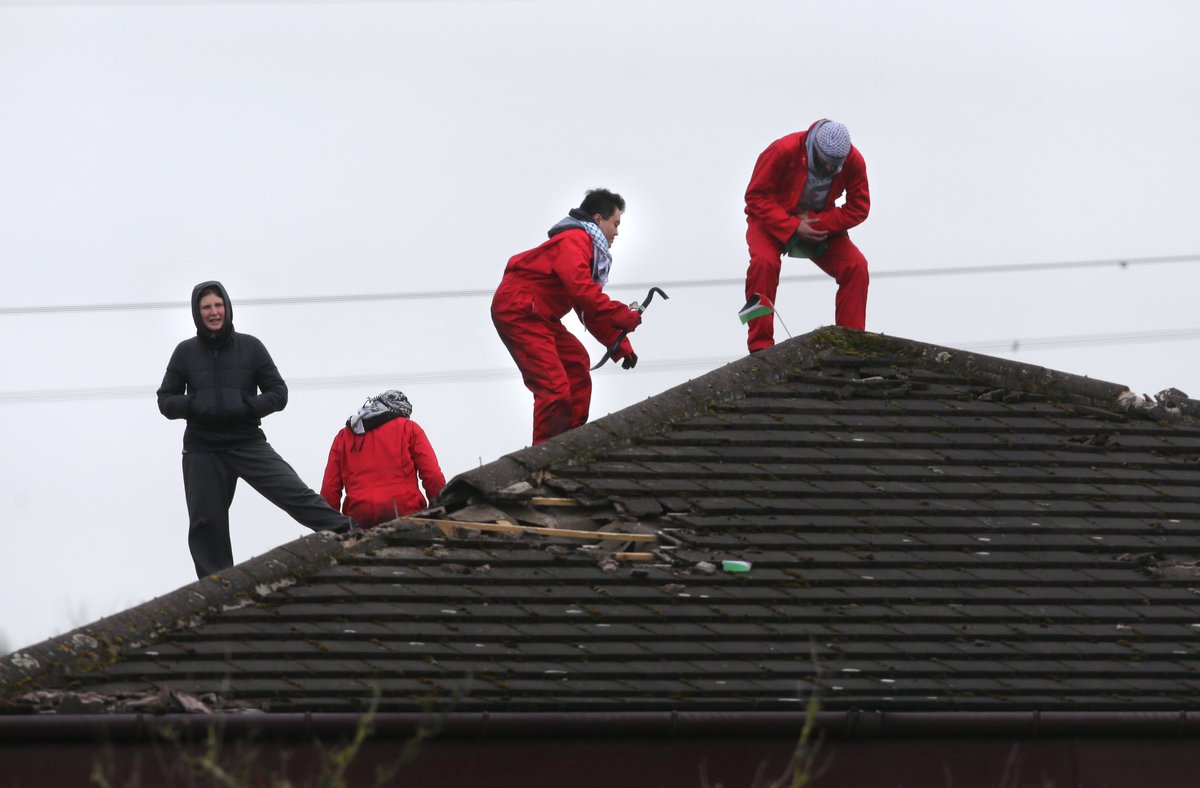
[492,292,592,445]
[744,221,869,352]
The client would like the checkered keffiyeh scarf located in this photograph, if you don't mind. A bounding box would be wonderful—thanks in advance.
[347,389,412,435]
[548,210,613,285]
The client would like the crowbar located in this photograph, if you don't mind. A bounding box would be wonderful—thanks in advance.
[590,286,669,370]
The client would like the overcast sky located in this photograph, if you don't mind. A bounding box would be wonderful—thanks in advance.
[2,0,1198,652]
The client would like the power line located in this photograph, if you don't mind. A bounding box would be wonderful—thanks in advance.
[2,253,1197,317]
[956,326,1200,353]
[0,0,473,7]
[6,325,1200,406]
[0,356,730,405]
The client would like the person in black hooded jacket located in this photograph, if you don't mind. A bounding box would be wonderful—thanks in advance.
[157,281,354,578]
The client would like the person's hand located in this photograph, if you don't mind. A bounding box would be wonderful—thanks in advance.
[793,213,828,242]
[615,307,642,332]
[613,343,638,370]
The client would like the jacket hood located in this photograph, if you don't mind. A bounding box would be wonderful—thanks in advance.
[547,207,594,239]
[191,280,234,346]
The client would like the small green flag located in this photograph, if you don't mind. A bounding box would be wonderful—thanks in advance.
[738,294,774,324]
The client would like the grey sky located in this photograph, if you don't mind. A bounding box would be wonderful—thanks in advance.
[2,0,1198,651]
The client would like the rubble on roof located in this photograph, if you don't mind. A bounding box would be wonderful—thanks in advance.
[1116,387,1196,421]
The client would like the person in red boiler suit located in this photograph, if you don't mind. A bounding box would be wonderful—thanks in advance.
[321,390,445,528]
[744,119,871,353]
[492,188,642,445]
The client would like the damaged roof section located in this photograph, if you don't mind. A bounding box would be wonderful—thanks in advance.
[5,327,1200,717]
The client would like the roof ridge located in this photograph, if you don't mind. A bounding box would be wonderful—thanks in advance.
[441,327,1144,501]
[440,330,819,502]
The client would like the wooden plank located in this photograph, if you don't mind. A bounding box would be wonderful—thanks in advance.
[614,552,657,562]
[396,516,657,543]
[529,497,581,507]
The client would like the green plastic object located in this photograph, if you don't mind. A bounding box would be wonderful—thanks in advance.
[783,235,829,259]
[722,560,752,573]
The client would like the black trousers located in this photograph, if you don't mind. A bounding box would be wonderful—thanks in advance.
[182,441,353,578]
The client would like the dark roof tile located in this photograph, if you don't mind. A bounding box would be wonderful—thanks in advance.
[11,328,1200,717]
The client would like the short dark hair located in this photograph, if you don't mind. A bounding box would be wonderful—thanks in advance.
[198,285,222,301]
[579,188,625,220]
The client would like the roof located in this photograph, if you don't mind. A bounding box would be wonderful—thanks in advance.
[5,327,1200,724]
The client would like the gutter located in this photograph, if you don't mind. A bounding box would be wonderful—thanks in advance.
[3,710,1200,743]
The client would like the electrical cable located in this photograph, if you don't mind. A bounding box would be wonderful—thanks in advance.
[1,253,1197,317]
[6,324,1200,405]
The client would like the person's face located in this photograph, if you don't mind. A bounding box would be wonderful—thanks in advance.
[199,293,226,333]
[814,149,842,176]
[593,207,622,246]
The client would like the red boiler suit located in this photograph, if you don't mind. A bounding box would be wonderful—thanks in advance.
[492,228,640,445]
[320,416,445,528]
[744,121,871,352]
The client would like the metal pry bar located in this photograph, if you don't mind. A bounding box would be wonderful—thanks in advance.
[590,286,670,370]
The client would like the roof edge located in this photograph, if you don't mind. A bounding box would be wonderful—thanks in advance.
[0,532,348,705]
[440,329,828,501]
[440,326,1146,501]
[839,330,1131,404]
[2,709,1199,740]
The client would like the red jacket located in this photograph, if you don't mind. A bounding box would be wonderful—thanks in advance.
[745,121,871,245]
[321,417,445,527]
[495,229,638,352]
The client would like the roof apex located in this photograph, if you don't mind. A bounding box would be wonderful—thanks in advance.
[443,326,1139,501]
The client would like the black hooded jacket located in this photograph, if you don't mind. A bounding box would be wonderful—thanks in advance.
[156,281,289,451]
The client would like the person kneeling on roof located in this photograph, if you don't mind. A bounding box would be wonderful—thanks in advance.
[321,389,446,528]
[491,188,642,445]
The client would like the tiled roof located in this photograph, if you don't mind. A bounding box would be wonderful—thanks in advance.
[5,327,1200,718]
